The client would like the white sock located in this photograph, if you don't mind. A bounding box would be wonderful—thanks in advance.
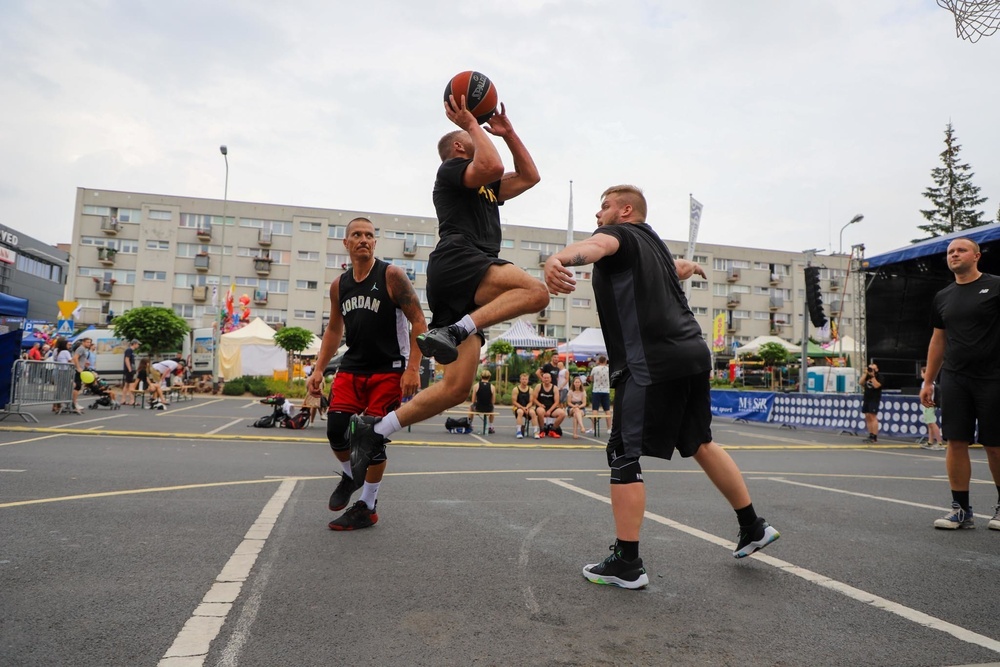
[455,314,477,336]
[340,460,353,478]
[360,481,381,509]
[374,411,401,437]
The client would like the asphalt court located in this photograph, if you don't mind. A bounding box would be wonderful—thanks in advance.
[2,396,1000,666]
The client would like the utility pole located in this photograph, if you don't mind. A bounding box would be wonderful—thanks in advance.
[800,249,817,392]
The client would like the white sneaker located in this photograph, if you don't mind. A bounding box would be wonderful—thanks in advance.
[515,430,523,439]
[990,505,1000,531]
[533,432,541,439]
[585,429,594,435]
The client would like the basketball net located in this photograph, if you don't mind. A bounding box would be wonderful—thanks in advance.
[938,0,1000,42]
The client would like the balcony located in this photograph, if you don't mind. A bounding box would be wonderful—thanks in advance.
[97,247,117,266]
[196,225,212,241]
[768,296,783,311]
[537,309,549,322]
[258,229,272,246]
[253,257,273,276]
[726,293,741,308]
[727,319,741,333]
[769,273,783,286]
[830,300,843,315]
[538,252,551,266]
[94,278,115,296]
[829,278,842,291]
[726,267,740,282]
[193,253,210,272]
[101,216,120,235]
[191,285,208,302]
[253,290,268,305]
[403,239,417,257]
[405,268,417,281]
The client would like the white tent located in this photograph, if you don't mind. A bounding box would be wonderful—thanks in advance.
[496,320,558,348]
[302,334,323,357]
[558,327,607,357]
[219,318,286,379]
[734,335,800,357]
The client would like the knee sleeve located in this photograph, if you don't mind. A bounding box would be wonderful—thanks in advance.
[327,411,388,464]
[608,454,643,485]
[327,411,353,452]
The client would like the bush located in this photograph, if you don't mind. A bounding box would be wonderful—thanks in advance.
[248,381,271,397]
[222,380,247,395]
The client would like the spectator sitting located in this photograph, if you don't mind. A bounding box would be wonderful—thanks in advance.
[467,370,496,434]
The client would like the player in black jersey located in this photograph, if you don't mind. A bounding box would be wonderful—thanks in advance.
[921,238,1000,531]
[347,95,548,466]
[545,185,780,589]
[467,370,496,434]
[308,217,427,531]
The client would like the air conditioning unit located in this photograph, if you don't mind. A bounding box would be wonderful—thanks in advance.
[537,309,549,322]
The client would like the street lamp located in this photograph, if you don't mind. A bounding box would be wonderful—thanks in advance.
[839,214,863,254]
[214,145,229,391]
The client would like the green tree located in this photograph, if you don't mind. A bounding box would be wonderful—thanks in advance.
[111,307,189,356]
[487,339,514,387]
[915,122,988,242]
[273,326,314,386]
[757,342,790,390]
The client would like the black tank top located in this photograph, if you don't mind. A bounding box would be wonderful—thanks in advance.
[475,380,492,406]
[514,385,531,407]
[339,260,408,374]
[537,385,555,409]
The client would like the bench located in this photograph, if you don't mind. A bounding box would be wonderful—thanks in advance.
[468,411,498,435]
[132,390,146,409]
[167,385,195,402]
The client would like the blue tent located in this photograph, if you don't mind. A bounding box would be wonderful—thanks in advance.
[865,222,1000,269]
[0,292,28,318]
[20,334,45,348]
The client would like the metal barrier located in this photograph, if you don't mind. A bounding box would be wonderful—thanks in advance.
[0,360,77,423]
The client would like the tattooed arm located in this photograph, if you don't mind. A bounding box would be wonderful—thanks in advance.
[386,265,428,397]
[543,233,621,295]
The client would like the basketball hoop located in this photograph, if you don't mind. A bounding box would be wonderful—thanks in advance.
[938,0,1000,42]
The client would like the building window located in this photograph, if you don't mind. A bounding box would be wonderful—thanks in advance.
[549,297,565,311]
[690,280,707,290]
[328,225,347,240]
[83,205,111,216]
[692,254,709,264]
[147,240,170,250]
[116,208,142,223]
[148,210,172,221]
[239,218,291,235]
[296,280,318,290]
[733,310,751,319]
[572,298,591,308]
[299,221,323,232]
[501,239,514,249]
[713,258,729,271]
[521,241,563,254]
[573,270,591,281]
[326,253,350,269]
[294,310,316,319]
[143,270,167,281]
[384,230,435,246]
[540,324,565,339]
[298,251,319,261]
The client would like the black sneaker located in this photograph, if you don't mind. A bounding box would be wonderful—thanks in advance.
[734,517,780,558]
[328,472,362,512]
[582,544,649,589]
[347,414,387,484]
[416,324,469,365]
[328,500,378,531]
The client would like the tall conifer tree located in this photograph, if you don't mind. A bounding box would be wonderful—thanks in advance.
[915,123,987,242]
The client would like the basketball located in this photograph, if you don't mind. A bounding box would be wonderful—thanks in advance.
[444,71,498,124]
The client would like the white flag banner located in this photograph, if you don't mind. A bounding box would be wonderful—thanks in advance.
[211,285,219,309]
[689,196,703,243]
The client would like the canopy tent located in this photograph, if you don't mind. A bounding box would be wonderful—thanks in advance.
[823,335,860,362]
[302,334,324,357]
[496,320,557,348]
[0,292,28,318]
[219,318,286,380]
[734,335,799,357]
[865,221,1000,269]
[558,327,607,358]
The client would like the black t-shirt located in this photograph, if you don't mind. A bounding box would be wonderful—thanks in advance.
[536,384,556,410]
[539,362,557,382]
[592,223,710,386]
[432,158,503,255]
[338,260,408,375]
[474,380,493,408]
[123,347,135,373]
[862,371,882,403]
[930,273,1000,378]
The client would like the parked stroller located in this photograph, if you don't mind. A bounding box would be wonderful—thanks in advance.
[81,371,120,410]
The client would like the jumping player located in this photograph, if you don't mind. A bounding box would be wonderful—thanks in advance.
[347,95,549,470]
[544,184,780,589]
[307,217,427,531]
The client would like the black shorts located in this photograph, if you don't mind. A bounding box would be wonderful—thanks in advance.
[861,396,881,415]
[123,371,136,384]
[607,371,712,462]
[940,371,1000,446]
[472,401,494,413]
[426,236,511,330]
[592,392,611,412]
[73,371,82,391]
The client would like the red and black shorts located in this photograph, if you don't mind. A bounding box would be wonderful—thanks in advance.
[328,371,402,418]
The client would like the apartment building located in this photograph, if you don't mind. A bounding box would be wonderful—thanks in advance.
[67,188,857,354]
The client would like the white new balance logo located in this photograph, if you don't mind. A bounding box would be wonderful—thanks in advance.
[980,289,990,294]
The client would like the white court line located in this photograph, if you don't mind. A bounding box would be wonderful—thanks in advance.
[0,434,62,447]
[159,478,296,667]
[766,477,996,522]
[207,419,244,436]
[157,398,224,416]
[64,413,129,427]
[240,401,260,410]
[470,433,491,446]
[0,469,26,472]
[542,478,1000,656]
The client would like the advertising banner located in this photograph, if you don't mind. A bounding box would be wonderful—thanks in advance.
[710,390,774,422]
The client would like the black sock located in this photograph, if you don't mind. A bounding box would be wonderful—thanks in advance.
[952,490,971,511]
[616,539,639,562]
[735,503,758,528]
[996,485,1000,505]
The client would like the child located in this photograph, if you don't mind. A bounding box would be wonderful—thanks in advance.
[919,365,945,451]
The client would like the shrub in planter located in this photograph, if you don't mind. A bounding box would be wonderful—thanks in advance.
[222,380,247,396]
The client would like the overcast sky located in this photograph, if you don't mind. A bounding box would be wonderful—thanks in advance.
[2,1,998,259]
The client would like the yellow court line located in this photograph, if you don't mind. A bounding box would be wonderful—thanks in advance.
[0,468,962,511]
